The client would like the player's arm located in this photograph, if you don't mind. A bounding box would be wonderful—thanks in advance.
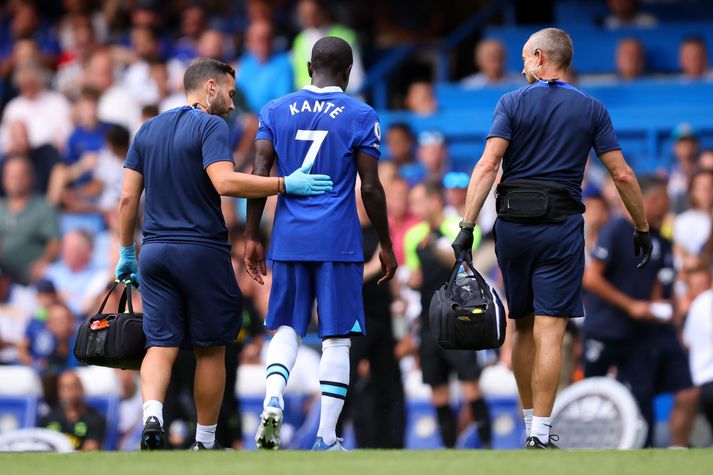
[357,151,397,285]
[243,139,277,285]
[452,137,507,259]
[206,161,283,198]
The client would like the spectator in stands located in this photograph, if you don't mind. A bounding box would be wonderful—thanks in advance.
[682,266,713,433]
[292,0,365,93]
[61,87,112,190]
[0,264,37,365]
[116,369,143,451]
[17,279,59,367]
[0,61,72,152]
[55,14,102,99]
[172,4,208,64]
[41,370,106,451]
[0,2,60,78]
[679,37,713,81]
[443,172,469,218]
[1,120,61,195]
[83,50,141,134]
[121,26,165,107]
[616,38,646,81]
[235,20,293,113]
[197,29,230,62]
[94,125,130,214]
[19,301,78,375]
[386,177,419,267]
[44,229,106,316]
[56,0,108,55]
[673,169,713,263]
[603,0,657,29]
[404,81,437,117]
[416,131,448,182]
[0,156,60,284]
[676,256,711,323]
[151,60,185,112]
[404,183,490,448]
[374,1,445,47]
[462,39,521,88]
[668,123,700,214]
[583,176,698,447]
[385,124,425,187]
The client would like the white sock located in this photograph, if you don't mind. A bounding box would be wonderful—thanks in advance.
[143,400,163,427]
[316,338,351,445]
[264,326,301,409]
[196,423,217,448]
[523,408,534,436]
[531,415,552,444]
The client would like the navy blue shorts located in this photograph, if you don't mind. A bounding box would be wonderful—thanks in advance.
[139,242,243,348]
[494,214,584,319]
[266,260,365,338]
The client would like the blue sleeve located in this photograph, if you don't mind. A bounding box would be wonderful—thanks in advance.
[592,101,621,156]
[124,131,144,174]
[201,116,234,169]
[487,94,513,141]
[65,132,80,165]
[590,220,617,265]
[355,108,381,159]
[256,103,274,141]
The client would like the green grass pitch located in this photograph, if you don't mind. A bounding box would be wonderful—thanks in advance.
[2,450,713,475]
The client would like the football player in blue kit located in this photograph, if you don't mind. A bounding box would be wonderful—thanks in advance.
[244,37,397,451]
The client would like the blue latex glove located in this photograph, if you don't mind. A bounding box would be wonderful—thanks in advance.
[284,164,333,196]
[115,244,140,287]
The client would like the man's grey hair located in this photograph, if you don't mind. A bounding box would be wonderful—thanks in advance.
[527,28,574,69]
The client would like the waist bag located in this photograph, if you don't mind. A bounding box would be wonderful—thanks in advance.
[74,280,146,370]
[496,179,585,224]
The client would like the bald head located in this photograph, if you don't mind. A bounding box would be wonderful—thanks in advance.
[525,28,574,70]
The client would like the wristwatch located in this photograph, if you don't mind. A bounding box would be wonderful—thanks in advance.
[459,220,475,230]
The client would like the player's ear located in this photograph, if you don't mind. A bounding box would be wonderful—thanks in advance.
[307,61,313,78]
[343,64,352,83]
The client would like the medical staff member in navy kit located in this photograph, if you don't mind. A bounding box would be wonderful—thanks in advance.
[451,28,651,449]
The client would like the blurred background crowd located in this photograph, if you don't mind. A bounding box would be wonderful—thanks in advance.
[1,0,713,452]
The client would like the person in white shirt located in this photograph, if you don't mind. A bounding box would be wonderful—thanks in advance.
[682,282,713,431]
[604,0,658,29]
[0,61,72,152]
[673,169,713,264]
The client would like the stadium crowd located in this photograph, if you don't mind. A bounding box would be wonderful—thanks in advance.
[1,0,713,450]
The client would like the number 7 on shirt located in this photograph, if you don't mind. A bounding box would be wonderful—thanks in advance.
[295,129,328,172]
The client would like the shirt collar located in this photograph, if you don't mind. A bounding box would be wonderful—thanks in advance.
[303,85,343,94]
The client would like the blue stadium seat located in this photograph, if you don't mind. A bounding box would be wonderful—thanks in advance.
[556,0,713,26]
[404,399,443,449]
[85,396,120,451]
[0,396,39,433]
[483,24,713,74]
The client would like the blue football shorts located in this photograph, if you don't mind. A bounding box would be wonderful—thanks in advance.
[266,260,365,338]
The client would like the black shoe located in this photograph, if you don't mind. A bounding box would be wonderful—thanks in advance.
[525,435,559,449]
[141,416,166,450]
[192,441,224,451]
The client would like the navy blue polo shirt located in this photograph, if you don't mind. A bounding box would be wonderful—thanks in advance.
[583,216,675,341]
[124,106,234,250]
[488,80,620,203]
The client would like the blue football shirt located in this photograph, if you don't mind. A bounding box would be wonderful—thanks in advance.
[124,106,234,250]
[488,80,620,203]
[256,85,381,262]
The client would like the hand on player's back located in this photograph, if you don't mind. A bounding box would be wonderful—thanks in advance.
[284,163,333,196]
[377,246,398,285]
[244,239,267,285]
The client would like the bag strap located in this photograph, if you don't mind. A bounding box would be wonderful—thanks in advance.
[445,255,490,300]
[118,280,136,315]
[96,280,122,315]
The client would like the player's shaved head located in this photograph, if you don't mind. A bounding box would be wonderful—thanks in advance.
[183,57,235,93]
[310,36,353,76]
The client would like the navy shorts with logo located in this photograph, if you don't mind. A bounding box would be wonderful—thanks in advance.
[139,242,243,348]
[494,214,585,319]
